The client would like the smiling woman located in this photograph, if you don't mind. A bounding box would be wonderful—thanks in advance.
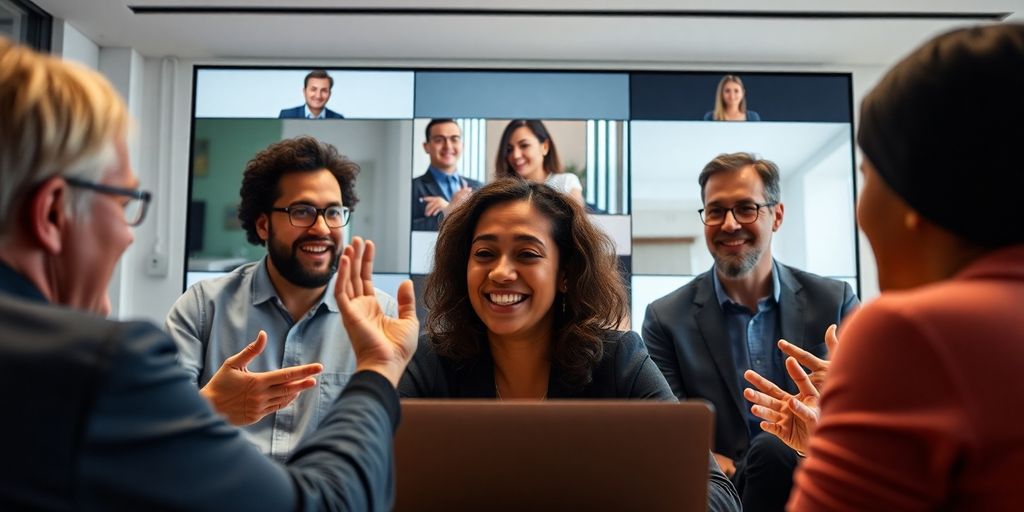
[395,178,741,508]
[400,178,660,398]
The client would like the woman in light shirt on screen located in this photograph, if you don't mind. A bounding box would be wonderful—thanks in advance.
[495,119,585,205]
[704,75,761,122]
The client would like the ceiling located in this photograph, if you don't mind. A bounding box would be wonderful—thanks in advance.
[31,0,1024,67]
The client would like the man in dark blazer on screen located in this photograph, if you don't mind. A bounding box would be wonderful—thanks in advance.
[279,69,345,119]
[642,152,858,512]
[411,119,483,231]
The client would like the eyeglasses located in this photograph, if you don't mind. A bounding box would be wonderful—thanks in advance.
[271,204,351,228]
[65,177,152,227]
[698,202,776,226]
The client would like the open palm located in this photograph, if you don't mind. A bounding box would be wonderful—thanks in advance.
[334,237,418,385]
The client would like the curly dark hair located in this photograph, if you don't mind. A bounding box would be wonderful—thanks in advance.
[424,178,627,390]
[494,119,562,179]
[238,136,359,246]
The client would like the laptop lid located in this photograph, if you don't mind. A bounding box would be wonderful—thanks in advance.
[394,400,713,511]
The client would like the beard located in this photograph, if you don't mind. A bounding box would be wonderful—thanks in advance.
[266,225,338,289]
[712,233,764,278]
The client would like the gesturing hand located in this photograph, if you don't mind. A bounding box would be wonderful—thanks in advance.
[421,196,449,217]
[334,237,419,387]
[778,323,839,390]
[200,330,323,426]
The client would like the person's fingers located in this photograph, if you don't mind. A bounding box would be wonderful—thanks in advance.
[360,239,375,296]
[743,369,788,400]
[259,363,324,386]
[397,279,418,323]
[225,330,267,368]
[786,357,820,398]
[335,252,351,305]
[259,393,300,415]
[349,237,365,297]
[778,339,827,372]
[268,376,318,397]
[743,387,786,412]
[760,421,787,440]
[751,404,787,423]
[825,323,839,355]
[342,245,356,298]
[787,396,819,424]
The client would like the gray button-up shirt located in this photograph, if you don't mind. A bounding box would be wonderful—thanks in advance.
[166,258,397,462]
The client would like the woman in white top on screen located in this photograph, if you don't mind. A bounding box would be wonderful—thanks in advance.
[495,119,584,205]
[704,75,761,122]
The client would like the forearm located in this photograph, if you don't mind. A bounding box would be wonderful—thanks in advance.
[287,371,399,512]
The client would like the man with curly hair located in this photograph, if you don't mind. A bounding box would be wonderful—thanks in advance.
[166,136,397,461]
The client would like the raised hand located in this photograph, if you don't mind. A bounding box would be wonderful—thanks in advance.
[449,182,473,210]
[200,330,323,426]
[778,323,839,390]
[421,196,448,217]
[334,236,418,387]
[743,356,822,454]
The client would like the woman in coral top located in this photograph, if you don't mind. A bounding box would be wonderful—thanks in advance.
[744,23,1024,510]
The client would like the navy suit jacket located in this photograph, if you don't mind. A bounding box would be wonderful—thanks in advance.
[410,170,483,231]
[0,263,397,511]
[278,105,344,119]
[641,263,858,461]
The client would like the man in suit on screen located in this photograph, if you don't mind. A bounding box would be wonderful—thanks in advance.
[642,152,858,512]
[279,69,345,119]
[411,119,483,231]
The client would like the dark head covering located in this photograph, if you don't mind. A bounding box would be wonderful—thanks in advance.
[858,23,1024,247]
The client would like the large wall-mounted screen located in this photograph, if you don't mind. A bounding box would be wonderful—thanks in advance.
[187,67,857,329]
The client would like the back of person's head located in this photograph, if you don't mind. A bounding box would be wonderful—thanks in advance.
[495,119,562,178]
[425,178,626,389]
[237,136,359,246]
[304,69,333,89]
[858,23,1024,248]
[698,152,781,205]
[0,38,128,241]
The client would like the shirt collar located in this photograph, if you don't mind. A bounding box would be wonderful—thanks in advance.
[251,256,339,313]
[712,259,782,308]
[0,260,48,303]
[427,165,458,184]
[303,104,326,119]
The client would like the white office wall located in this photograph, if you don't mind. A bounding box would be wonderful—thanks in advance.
[51,19,97,69]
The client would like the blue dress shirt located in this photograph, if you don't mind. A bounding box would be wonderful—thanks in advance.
[427,166,461,200]
[166,257,397,462]
[712,261,785,436]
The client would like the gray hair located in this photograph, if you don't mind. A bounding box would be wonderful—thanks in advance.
[0,38,128,240]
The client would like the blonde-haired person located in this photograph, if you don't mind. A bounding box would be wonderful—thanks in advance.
[0,37,417,510]
[704,75,761,122]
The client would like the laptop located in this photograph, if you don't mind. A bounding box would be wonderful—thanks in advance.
[394,400,714,511]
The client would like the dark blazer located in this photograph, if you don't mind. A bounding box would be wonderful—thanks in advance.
[410,170,483,231]
[400,330,673,399]
[642,263,858,460]
[398,329,742,511]
[278,105,344,119]
[0,264,397,511]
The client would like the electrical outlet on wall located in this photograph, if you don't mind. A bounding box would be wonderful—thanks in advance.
[146,249,168,277]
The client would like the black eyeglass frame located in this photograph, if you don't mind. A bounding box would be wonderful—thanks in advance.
[698,202,778,226]
[64,176,152,227]
[270,204,352,228]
